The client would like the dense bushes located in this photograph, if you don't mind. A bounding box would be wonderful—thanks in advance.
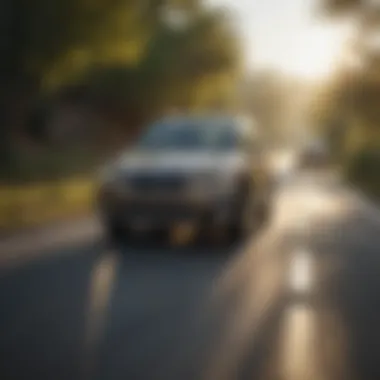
[0,146,104,184]
[346,148,380,200]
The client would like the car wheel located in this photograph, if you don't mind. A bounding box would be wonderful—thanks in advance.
[196,218,222,246]
[104,218,129,246]
[227,191,258,243]
[149,227,170,245]
[195,224,211,245]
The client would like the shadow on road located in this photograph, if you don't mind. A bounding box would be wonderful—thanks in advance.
[308,203,380,380]
[0,232,256,380]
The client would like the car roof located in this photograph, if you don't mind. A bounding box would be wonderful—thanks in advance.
[155,114,257,136]
[158,114,234,124]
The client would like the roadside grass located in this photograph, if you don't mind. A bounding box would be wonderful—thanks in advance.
[345,148,380,203]
[355,180,380,203]
[0,179,97,232]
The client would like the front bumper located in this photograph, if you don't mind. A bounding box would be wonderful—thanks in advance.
[98,189,238,228]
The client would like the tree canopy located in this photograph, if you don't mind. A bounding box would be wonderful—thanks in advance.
[0,0,242,181]
[313,0,380,156]
[1,0,241,95]
[0,0,242,168]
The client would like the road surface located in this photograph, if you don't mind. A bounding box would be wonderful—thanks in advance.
[1,170,380,380]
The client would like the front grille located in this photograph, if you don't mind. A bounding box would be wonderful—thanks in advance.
[128,173,187,193]
[124,202,198,219]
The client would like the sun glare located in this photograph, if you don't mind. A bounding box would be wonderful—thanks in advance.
[209,0,353,81]
[276,25,347,81]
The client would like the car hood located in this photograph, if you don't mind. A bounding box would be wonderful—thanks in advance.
[115,150,245,174]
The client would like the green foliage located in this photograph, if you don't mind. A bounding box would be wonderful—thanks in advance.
[0,0,241,182]
[320,0,359,16]
[83,6,241,119]
[0,145,104,184]
[3,0,144,87]
[314,1,380,145]
[2,0,240,92]
[346,148,380,199]
[319,0,380,197]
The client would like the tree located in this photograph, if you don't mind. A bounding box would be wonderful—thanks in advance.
[0,0,148,174]
[315,0,380,156]
[81,3,241,131]
[0,0,241,179]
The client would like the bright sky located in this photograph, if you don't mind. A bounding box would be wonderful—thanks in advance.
[208,0,353,80]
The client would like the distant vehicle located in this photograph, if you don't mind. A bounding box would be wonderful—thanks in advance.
[97,114,272,245]
[267,149,298,184]
[298,140,329,168]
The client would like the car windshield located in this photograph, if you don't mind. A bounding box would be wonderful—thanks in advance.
[136,120,238,151]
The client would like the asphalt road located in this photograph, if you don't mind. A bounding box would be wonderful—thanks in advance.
[1,171,380,380]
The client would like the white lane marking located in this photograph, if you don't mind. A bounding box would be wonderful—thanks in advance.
[82,251,119,380]
[279,247,318,380]
[280,305,319,380]
[289,248,313,294]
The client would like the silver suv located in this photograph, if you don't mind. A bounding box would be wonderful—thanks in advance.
[97,114,271,244]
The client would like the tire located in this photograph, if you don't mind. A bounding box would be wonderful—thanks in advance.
[196,212,226,247]
[227,189,258,243]
[104,218,128,246]
[196,224,215,246]
[148,227,170,245]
